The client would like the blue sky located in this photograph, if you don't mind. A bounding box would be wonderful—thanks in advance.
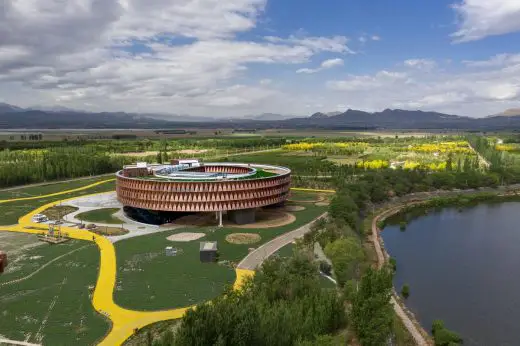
[1,0,520,117]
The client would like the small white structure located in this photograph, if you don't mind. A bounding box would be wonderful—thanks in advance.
[32,214,48,223]
[136,162,148,168]
[174,159,200,167]
[165,246,178,256]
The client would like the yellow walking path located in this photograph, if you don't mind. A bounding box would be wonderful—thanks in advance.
[0,179,330,345]
[0,179,257,345]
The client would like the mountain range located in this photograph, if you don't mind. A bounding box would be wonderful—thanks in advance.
[1,102,520,130]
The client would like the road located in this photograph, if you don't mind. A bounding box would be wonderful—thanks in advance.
[238,213,327,270]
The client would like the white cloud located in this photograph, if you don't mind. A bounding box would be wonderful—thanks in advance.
[371,35,381,41]
[0,0,354,116]
[326,57,520,116]
[327,70,407,91]
[404,59,437,70]
[463,54,520,67]
[265,35,353,54]
[259,78,272,85]
[296,58,344,74]
[451,0,520,42]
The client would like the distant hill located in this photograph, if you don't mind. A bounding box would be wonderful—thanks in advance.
[493,108,520,117]
[3,102,520,130]
[310,112,329,119]
[243,113,301,121]
[0,103,24,113]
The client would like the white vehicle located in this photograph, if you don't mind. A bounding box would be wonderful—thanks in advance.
[32,214,48,223]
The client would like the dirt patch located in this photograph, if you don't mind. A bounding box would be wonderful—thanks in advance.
[225,233,261,244]
[166,232,205,242]
[284,205,306,212]
[114,151,159,157]
[89,226,128,236]
[315,202,330,206]
[176,149,209,155]
[42,205,79,220]
[232,209,295,229]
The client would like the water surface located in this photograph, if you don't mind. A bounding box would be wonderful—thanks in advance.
[382,202,520,346]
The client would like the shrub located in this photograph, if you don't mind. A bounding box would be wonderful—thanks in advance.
[432,320,463,346]
[401,284,410,299]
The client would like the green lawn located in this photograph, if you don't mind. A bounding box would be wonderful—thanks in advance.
[0,180,115,226]
[289,190,328,202]
[76,208,122,224]
[0,175,114,200]
[114,201,327,311]
[0,242,110,345]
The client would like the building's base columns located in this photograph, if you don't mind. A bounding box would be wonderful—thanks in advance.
[228,208,256,225]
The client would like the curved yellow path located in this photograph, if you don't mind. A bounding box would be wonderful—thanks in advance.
[0,179,255,345]
[1,181,330,345]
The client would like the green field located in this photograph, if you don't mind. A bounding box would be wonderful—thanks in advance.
[0,242,109,345]
[76,208,122,224]
[220,150,336,176]
[0,175,114,200]
[0,180,115,226]
[114,200,327,311]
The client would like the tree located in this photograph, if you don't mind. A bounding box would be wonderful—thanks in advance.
[172,254,346,346]
[324,237,364,286]
[351,266,394,346]
[401,284,410,299]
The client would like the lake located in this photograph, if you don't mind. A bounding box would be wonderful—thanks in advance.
[382,202,520,346]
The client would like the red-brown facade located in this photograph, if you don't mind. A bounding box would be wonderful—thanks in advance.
[116,167,291,212]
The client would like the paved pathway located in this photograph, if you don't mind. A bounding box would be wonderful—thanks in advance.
[371,206,431,346]
[60,192,176,243]
[238,213,327,270]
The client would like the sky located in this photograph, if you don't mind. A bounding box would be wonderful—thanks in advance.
[1,0,520,118]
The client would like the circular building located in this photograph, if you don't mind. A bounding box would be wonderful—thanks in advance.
[116,160,291,225]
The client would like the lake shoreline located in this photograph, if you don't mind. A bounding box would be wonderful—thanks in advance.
[370,186,520,345]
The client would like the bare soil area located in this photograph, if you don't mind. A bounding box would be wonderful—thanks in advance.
[225,233,261,244]
[176,149,209,155]
[233,210,295,229]
[284,205,306,212]
[166,232,205,242]
[315,202,330,206]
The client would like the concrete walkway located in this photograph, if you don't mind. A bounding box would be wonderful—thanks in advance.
[238,213,327,270]
[61,192,178,243]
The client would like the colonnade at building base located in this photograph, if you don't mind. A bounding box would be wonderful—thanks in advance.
[123,206,261,226]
